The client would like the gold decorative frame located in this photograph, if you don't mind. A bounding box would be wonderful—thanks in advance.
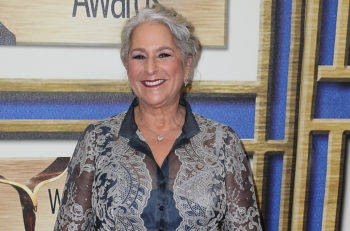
[1,0,350,230]
[292,0,350,230]
[0,1,300,229]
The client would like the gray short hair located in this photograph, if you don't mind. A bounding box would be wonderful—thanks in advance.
[120,4,202,82]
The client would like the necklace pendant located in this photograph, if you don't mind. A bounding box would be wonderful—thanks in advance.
[157,135,164,141]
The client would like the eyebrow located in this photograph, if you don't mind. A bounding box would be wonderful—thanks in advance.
[129,48,145,53]
[157,46,175,52]
[129,46,175,53]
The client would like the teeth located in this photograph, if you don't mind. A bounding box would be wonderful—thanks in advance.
[144,79,164,86]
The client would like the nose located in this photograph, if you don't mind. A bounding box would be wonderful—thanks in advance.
[145,57,158,75]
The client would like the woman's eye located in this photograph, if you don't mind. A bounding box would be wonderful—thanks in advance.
[159,53,171,58]
[132,54,146,60]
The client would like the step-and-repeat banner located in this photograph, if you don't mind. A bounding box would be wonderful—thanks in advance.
[1,0,350,231]
[0,1,228,230]
[0,0,226,46]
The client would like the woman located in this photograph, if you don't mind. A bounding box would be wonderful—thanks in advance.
[55,4,262,231]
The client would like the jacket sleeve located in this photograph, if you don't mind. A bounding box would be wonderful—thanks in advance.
[54,124,97,231]
[222,127,262,231]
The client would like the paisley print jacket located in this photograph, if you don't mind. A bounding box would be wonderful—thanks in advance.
[54,98,262,231]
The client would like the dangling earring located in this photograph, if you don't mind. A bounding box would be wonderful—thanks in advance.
[184,78,189,87]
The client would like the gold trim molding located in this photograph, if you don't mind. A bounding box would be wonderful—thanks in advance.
[0,78,260,94]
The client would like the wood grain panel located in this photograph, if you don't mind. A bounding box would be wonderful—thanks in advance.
[278,0,304,228]
[0,78,260,94]
[318,66,350,81]
[254,0,272,143]
[0,79,130,92]
[0,0,226,47]
[0,0,332,230]
[292,0,350,229]
[310,119,350,131]
[321,131,344,231]
[252,151,265,210]
[291,0,321,229]
[0,120,94,132]
[0,158,68,231]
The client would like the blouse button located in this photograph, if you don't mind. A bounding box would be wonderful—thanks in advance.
[159,205,165,211]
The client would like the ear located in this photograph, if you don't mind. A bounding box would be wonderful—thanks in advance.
[184,57,193,81]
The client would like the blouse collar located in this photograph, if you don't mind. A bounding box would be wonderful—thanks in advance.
[119,97,200,144]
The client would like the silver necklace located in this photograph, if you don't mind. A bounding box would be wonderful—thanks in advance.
[138,110,182,142]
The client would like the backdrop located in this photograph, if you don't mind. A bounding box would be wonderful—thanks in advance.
[0,0,350,231]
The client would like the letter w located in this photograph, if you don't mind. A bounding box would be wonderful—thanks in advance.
[48,189,61,214]
[90,0,110,18]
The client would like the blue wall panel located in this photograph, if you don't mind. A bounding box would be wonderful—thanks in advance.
[269,0,291,140]
[188,95,255,139]
[0,102,129,120]
[315,82,350,118]
[307,134,328,231]
[318,0,338,65]
[264,154,283,231]
[0,93,256,139]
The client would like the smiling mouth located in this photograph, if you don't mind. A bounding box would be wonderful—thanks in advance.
[142,79,165,87]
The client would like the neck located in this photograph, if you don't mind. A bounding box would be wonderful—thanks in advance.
[135,99,185,133]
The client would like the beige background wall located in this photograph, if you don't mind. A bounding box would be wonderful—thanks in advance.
[1,0,350,230]
[0,1,263,230]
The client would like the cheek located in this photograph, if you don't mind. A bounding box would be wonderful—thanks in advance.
[163,60,184,78]
[127,62,143,80]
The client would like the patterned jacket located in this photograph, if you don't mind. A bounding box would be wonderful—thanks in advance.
[54,98,262,231]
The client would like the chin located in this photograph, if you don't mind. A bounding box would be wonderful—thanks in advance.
[139,96,174,108]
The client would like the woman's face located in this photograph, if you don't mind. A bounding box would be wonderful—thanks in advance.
[127,22,191,109]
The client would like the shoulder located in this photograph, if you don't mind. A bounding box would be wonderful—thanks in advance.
[190,113,246,170]
[82,111,127,137]
[192,112,243,151]
[193,112,223,129]
[93,110,127,129]
[192,112,239,140]
[72,111,128,161]
[191,112,243,154]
